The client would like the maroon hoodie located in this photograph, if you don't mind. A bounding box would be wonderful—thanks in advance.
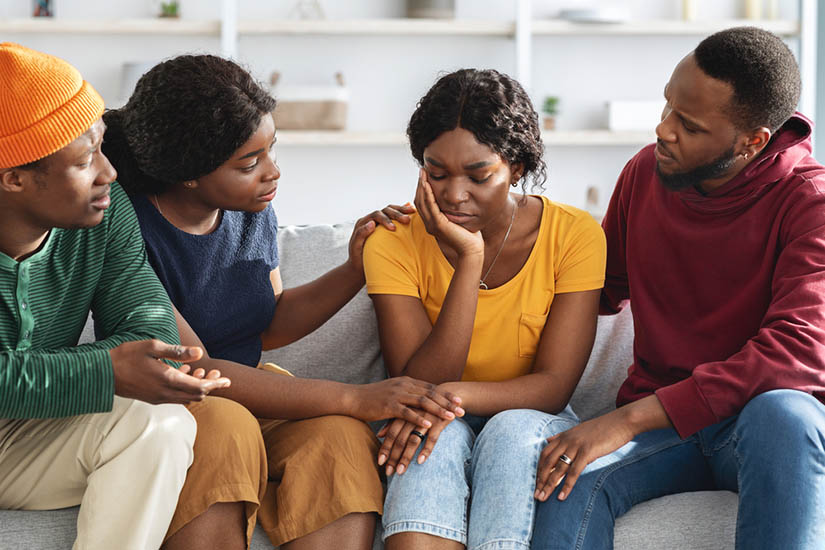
[602,113,825,437]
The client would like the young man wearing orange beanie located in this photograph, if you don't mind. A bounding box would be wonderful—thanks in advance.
[0,43,233,549]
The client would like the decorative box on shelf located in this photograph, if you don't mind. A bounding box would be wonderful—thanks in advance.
[270,72,349,131]
[607,100,665,131]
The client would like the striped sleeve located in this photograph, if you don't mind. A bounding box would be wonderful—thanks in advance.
[0,348,114,419]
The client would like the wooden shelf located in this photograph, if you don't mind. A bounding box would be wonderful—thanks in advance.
[241,18,799,38]
[0,17,798,38]
[531,18,799,36]
[276,130,654,147]
[238,18,513,36]
[0,18,220,35]
[277,131,407,146]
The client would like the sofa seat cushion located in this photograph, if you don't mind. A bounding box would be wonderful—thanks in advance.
[0,508,77,548]
[614,490,737,549]
[0,491,738,550]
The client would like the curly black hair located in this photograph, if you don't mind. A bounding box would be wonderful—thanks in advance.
[103,55,276,195]
[407,69,547,193]
[694,26,800,133]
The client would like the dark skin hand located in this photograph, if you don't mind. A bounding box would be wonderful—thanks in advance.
[109,339,230,405]
[534,394,672,501]
[377,408,452,475]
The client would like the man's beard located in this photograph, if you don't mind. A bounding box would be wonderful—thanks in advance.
[656,143,737,191]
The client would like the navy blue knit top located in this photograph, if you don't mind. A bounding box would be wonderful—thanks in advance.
[131,194,279,367]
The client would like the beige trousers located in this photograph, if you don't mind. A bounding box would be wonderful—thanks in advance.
[0,396,197,550]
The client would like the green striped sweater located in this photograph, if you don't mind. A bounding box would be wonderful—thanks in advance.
[0,183,180,419]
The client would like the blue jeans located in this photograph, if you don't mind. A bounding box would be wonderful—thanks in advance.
[533,390,825,550]
[382,407,578,550]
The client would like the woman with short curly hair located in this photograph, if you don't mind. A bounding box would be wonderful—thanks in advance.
[363,69,607,550]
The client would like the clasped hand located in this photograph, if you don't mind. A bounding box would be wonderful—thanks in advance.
[376,387,461,476]
[352,377,464,432]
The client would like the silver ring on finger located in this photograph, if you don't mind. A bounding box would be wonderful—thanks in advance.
[558,453,573,466]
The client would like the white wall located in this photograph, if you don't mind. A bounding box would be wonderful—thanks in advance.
[1,0,808,225]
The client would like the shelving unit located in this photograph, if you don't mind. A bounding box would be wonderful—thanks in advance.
[1,0,816,224]
[0,14,799,38]
[1,2,813,127]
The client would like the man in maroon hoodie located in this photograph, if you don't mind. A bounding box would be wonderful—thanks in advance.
[532,27,825,549]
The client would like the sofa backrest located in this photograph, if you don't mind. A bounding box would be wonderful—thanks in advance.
[262,222,635,422]
[78,221,635,421]
[261,223,386,386]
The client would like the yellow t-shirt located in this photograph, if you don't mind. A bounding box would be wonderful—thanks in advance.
[364,195,607,382]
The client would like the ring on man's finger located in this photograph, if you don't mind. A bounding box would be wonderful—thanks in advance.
[410,430,426,440]
[558,454,573,466]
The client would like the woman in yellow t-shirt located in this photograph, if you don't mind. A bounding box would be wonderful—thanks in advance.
[363,69,606,550]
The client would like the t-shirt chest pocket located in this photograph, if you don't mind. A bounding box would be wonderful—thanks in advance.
[518,312,548,358]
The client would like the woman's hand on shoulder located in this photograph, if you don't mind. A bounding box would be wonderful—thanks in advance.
[346,203,416,274]
[375,202,416,230]
[415,169,483,259]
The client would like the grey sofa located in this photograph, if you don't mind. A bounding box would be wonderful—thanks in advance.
[0,221,737,549]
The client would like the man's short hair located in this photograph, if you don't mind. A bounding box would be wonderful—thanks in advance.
[694,26,801,133]
[16,157,45,171]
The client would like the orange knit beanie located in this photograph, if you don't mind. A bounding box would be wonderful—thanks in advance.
[0,42,104,169]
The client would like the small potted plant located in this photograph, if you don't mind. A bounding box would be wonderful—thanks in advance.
[158,1,180,18]
[32,0,53,17]
[542,95,560,131]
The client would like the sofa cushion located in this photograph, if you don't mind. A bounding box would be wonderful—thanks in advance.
[0,491,738,550]
[261,223,385,386]
[0,508,77,548]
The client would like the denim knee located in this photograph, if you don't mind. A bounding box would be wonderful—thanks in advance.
[382,417,476,544]
[467,408,579,550]
[473,408,578,467]
[736,389,825,456]
[731,390,825,549]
